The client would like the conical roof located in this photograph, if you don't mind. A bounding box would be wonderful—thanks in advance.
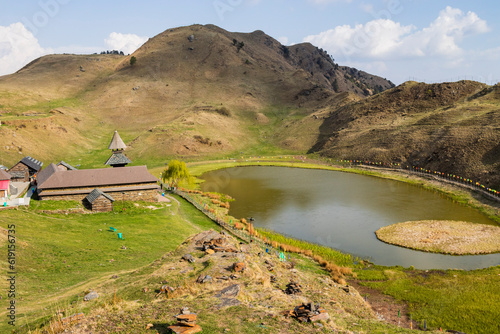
[108,131,127,150]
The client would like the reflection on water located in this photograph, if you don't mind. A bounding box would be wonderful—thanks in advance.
[201,166,500,270]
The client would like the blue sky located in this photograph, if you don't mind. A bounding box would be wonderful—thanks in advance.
[1,0,499,85]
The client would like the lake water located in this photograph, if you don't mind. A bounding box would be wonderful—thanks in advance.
[200,166,500,270]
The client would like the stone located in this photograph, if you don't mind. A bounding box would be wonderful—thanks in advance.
[309,311,330,322]
[168,324,202,334]
[285,302,330,324]
[233,262,246,272]
[182,254,195,263]
[196,274,212,284]
[176,313,197,327]
[83,291,99,301]
[216,284,240,298]
[217,298,241,309]
[284,280,301,295]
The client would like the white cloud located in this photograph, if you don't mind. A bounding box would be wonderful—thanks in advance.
[104,32,148,55]
[0,22,51,76]
[278,36,289,45]
[303,6,489,61]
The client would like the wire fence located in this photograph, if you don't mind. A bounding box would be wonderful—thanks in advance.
[161,183,283,254]
[336,160,500,201]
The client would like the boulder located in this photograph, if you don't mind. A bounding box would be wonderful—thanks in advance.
[83,291,99,301]
[182,254,195,263]
[216,284,240,298]
[233,262,246,272]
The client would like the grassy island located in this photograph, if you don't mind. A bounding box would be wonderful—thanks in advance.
[376,220,500,255]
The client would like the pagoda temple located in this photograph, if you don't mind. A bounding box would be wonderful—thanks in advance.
[105,131,132,168]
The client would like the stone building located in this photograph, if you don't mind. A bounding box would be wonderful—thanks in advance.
[84,189,114,212]
[36,163,159,202]
[8,156,43,182]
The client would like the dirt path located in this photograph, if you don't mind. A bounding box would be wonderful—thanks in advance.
[349,280,420,330]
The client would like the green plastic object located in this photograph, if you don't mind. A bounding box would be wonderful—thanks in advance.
[109,227,116,232]
[117,233,123,239]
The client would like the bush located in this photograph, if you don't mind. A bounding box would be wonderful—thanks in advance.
[215,106,231,117]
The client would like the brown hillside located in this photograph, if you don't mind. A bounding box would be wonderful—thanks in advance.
[0,24,393,166]
[311,81,500,188]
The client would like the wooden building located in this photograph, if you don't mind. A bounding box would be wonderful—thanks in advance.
[36,163,159,202]
[105,131,131,168]
[0,169,11,198]
[84,189,114,212]
[8,156,43,182]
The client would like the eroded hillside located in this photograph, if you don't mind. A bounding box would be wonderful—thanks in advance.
[311,81,500,188]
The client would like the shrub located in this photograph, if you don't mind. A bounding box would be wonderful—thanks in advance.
[215,106,231,117]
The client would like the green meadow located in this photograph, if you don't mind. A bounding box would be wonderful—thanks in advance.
[0,197,219,333]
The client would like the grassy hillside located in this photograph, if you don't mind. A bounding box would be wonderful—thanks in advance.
[0,198,218,333]
[0,24,391,169]
[311,81,500,188]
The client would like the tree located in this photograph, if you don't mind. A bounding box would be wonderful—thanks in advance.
[236,41,244,53]
[161,160,193,188]
[130,56,137,66]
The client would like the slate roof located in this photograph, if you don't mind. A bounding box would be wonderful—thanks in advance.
[0,169,11,181]
[108,131,127,150]
[20,156,43,171]
[57,161,78,170]
[38,184,159,197]
[37,164,158,190]
[105,151,132,166]
[85,189,114,203]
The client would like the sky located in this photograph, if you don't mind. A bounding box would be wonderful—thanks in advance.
[1,0,499,85]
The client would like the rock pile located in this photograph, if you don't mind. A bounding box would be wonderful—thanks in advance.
[283,302,330,323]
[168,307,202,334]
[284,280,302,295]
[200,235,238,253]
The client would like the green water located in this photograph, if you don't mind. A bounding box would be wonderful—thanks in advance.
[201,166,500,269]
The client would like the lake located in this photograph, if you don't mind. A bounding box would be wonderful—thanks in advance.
[200,166,500,270]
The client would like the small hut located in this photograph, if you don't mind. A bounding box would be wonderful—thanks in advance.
[8,156,43,182]
[84,189,115,212]
[0,169,11,198]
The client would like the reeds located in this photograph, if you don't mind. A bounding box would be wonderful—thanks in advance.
[257,228,359,284]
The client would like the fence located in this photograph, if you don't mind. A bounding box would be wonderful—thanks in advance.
[336,159,500,201]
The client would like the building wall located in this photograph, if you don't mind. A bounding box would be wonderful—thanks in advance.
[40,187,158,202]
[8,163,29,182]
[0,180,9,192]
[91,196,113,212]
